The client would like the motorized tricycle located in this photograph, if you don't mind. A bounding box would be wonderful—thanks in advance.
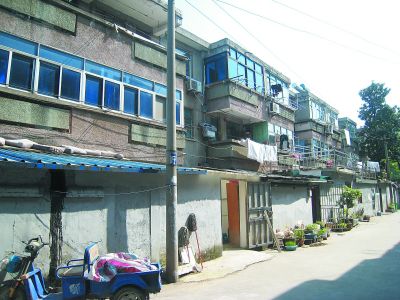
[0,236,162,299]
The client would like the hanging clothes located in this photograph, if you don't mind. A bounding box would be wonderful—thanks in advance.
[240,139,278,163]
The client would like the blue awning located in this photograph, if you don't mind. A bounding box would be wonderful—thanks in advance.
[0,148,207,175]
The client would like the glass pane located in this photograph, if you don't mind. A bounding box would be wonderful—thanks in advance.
[86,60,121,81]
[255,72,264,93]
[140,91,153,118]
[38,62,60,96]
[238,64,246,83]
[0,32,38,55]
[255,63,262,74]
[124,86,138,115]
[205,61,216,84]
[61,68,81,101]
[247,69,255,89]
[155,95,166,123]
[123,73,154,91]
[176,90,182,100]
[228,58,238,80]
[40,45,84,70]
[85,75,102,107]
[9,54,34,90]
[104,81,120,110]
[154,83,167,96]
[237,52,245,64]
[184,108,193,138]
[229,48,237,59]
[0,49,9,84]
[176,101,181,125]
[246,57,254,69]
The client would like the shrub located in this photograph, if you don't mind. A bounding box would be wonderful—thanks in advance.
[284,240,297,247]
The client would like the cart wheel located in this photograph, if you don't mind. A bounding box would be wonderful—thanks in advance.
[112,286,148,300]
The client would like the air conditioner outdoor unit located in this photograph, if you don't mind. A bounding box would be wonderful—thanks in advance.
[325,124,334,135]
[199,123,217,139]
[269,102,280,114]
[186,78,202,93]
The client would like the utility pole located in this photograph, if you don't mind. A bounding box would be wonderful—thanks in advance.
[384,139,390,180]
[165,0,178,283]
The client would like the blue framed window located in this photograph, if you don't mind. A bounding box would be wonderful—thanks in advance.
[176,90,182,101]
[0,49,9,84]
[9,53,34,91]
[237,52,245,64]
[205,53,227,84]
[140,91,153,118]
[85,75,102,107]
[247,69,255,89]
[86,60,121,81]
[61,68,81,101]
[38,62,60,96]
[124,86,138,115]
[104,81,120,110]
[229,48,237,59]
[0,32,38,55]
[155,95,166,123]
[40,46,83,70]
[124,73,153,91]
[176,101,181,125]
[154,83,167,97]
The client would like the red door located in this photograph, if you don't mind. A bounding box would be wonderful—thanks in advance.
[226,181,240,246]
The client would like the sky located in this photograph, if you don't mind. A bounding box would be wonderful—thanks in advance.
[175,0,400,126]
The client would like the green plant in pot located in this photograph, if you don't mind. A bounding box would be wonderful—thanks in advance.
[304,224,319,243]
[318,228,328,240]
[338,186,362,221]
[284,239,297,251]
[294,228,305,246]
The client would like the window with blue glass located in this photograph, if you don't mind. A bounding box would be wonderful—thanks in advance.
[123,73,153,91]
[0,31,38,55]
[176,101,181,125]
[205,53,227,84]
[124,86,138,115]
[0,49,9,84]
[38,62,60,96]
[226,48,264,93]
[9,54,34,91]
[85,75,102,107]
[86,60,121,81]
[40,46,83,70]
[61,68,81,101]
[140,91,153,118]
[104,81,120,110]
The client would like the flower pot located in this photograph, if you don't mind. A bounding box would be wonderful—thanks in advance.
[284,245,297,251]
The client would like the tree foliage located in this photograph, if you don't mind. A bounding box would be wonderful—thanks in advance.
[358,82,400,165]
[338,186,362,218]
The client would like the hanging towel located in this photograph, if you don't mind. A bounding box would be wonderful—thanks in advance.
[240,139,278,163]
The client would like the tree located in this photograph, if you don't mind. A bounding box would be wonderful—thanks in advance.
[358,82,400,167]
[338,186,362,219]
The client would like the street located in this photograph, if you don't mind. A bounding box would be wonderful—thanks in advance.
[156,213,400,300]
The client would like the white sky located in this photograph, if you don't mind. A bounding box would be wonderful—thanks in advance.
[175,0,400,126]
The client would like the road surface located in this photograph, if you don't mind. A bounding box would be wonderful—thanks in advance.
[156,212,400,300]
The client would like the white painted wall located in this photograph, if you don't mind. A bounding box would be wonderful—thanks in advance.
[271,184,312,230]
[353,183,377,217]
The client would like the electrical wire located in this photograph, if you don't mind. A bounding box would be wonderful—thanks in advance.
[53,184,170,197]
[214,0,400,64]
[271,0,400,58]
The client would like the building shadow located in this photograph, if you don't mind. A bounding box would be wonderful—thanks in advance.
[274,242,400,300]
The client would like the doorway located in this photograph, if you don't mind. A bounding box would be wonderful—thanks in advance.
[226,180,240,247]
[311,186,321,223]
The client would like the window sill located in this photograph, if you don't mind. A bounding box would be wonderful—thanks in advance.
[0,85,185,132]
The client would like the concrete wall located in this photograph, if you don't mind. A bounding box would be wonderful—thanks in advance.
[353,182,378,217]
[0,167,223,274]
[0,7,187,163]
[271,184,312,230]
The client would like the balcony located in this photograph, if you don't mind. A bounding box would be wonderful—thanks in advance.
[205,81,265,122]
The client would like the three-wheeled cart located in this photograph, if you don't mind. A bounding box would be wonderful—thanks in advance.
[21,242,161,299]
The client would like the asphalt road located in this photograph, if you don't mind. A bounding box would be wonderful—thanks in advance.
[155,212,400,300]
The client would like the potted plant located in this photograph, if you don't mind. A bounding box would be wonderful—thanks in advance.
[294,228,305,246]
[386,203,396,213]
[304,224,319,243]
[338,186,362,222]
[284,239,297,251]
[318,228,328,240]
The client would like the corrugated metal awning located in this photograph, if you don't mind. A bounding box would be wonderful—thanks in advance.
[0,147,207,175]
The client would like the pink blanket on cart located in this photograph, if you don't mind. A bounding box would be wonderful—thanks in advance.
[88,252,157,282]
